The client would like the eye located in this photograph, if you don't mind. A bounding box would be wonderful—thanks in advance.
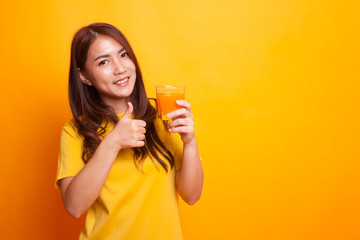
[98,60,108,66]
[121,52,129,58]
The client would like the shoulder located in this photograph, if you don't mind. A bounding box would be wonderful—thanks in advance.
[61,119,83,143]
[62,119,78,134]
[147,98,164,129]
[148,98,158,109]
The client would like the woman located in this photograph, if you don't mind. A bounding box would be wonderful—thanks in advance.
[55,22,203,239]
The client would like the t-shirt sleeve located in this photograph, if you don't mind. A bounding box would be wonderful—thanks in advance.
[55,120,85,189]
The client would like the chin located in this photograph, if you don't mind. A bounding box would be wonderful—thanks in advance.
[126,81,136,96]
[120,88,135,98]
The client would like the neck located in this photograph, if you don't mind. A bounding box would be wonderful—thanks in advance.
[103,97,129,114]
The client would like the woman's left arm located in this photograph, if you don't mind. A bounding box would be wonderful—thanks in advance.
[167,100,204,205]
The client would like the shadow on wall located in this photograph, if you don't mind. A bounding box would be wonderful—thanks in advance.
[42,91,85,239]
[15,84,86,239]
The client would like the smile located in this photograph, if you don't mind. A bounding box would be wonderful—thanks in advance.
[113,77,129,85]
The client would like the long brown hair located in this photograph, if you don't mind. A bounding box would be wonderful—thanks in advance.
[68,22,174,171]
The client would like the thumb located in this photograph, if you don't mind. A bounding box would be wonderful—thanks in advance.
[122,102,133,119]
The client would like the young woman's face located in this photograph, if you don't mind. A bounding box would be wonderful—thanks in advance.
[80,35,136,110]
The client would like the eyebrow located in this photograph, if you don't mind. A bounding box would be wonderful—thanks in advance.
[93,47,125,62]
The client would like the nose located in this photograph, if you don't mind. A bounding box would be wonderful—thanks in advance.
[113,58,126,75]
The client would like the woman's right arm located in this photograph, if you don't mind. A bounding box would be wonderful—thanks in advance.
[59,102,146,218]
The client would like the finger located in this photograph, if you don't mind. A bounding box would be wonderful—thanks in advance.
[168,118,192,129]
[137,127,146,134]
[167,108,194,120]
[176,100,191,110]
[134,140,145,147]
[122,102,133,119]
[168,126,194,133]
[171,116,181,121]
[166,108,188,119]
[134,120,147,128]
[137,134,146,141]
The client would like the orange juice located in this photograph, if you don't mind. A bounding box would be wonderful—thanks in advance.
[156,86,185,120]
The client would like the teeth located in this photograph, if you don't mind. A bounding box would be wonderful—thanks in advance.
[114,77,129,85]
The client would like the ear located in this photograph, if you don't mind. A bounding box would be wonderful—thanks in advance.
[78,68,92,86]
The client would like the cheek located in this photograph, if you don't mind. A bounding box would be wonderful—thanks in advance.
[125,60,136,72]
[91,68,112,81]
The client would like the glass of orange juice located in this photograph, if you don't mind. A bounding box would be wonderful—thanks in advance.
[156,85,185,120]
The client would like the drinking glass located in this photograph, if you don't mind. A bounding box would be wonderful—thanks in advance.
[156,85,185,120]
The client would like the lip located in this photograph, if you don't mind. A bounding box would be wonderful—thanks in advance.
[113,77,129,87]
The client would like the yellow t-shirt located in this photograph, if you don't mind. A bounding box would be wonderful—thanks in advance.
[55,113,183,240]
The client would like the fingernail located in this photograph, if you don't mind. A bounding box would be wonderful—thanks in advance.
[176,100,181,104]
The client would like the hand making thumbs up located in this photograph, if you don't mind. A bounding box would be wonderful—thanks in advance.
[107,102,147,151]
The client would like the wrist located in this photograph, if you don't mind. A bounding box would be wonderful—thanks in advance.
[103,132,122,153]
[183,137,197,147]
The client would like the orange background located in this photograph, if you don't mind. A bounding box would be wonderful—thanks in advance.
[1,1,360,239]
